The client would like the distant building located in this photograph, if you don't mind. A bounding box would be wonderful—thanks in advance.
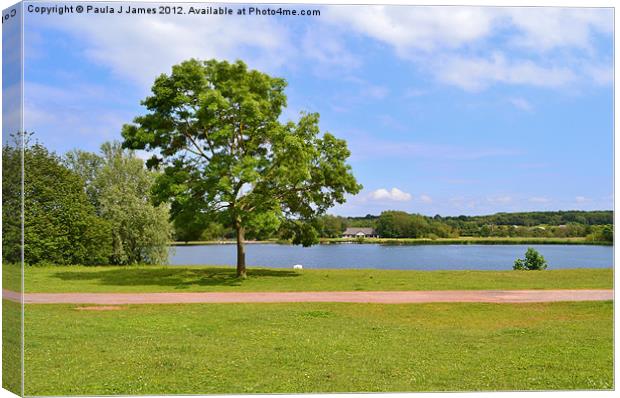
[342,227,379,238]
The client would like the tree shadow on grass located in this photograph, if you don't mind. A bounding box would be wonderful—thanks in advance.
[51,267,300,290]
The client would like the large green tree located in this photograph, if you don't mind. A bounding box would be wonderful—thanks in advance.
[2,136,22,263]
[122,59,361,277]
[65,142,172,265]
[3,136,112,265]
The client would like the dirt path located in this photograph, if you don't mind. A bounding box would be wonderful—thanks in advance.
[2,289,613,305]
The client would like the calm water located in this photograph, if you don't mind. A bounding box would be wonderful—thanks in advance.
[169,243,613,270]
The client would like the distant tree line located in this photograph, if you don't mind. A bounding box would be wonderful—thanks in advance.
[172,209,613,242]
[440,210,612,229]
[2,135,172,266]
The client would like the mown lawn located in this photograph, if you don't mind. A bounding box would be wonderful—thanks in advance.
[2,300,21,395]
[23,300,613,395]
[3,265,613,293]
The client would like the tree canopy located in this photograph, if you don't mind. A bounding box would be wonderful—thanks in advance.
[122,59,362,277]
[65,142,172,265]
[3,136,112,265]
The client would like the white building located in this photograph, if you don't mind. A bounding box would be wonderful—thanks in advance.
[342,227,379,238]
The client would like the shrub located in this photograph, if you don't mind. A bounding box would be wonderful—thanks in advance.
[513,248,548,270]
[585,224,613,243]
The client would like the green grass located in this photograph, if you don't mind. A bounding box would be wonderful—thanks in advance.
[24,300,613,394]
[2,263,21,292]
[2,300,22,395]
[5,265,613,293]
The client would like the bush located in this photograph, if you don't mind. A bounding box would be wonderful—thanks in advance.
[585,224,613,243]
[513,248,548,270]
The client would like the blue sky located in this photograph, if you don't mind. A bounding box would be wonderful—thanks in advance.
[12,2,614,216]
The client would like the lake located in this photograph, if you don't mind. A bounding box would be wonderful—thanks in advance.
[169,243,613,270]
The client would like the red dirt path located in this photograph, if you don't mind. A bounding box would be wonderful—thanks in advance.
[2,289,613,305]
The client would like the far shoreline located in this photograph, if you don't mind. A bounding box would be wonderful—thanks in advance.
[171,236,613,246]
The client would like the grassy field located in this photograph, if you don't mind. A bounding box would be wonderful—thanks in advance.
[3,265,613,293]
[173,236,611,246]
[23,300,613,394]
[2,300,21,395]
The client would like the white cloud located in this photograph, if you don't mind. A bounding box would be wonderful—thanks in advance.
[505,8,613,52]
[419,194,433,204]
[302,26,361,72]
[27,6,613,102]
[529,196,551,203]
[326,6,495,54]
[575,196,589,203]
[30,5,613,96]
[325,6,612,91]
[38,12,294,89]
[434,53,576,92]
[326,6,612,54]
[369,187,412,202]
[508,97,533,111]
[585,64,614,86]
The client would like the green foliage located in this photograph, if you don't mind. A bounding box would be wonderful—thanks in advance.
[64,149,104,208]
[321,236,602,245]
[2,135,23,263]
[313,215,348,238]
[245,211,281,240]
[324,211,611,240]
[442,211,612,236]
[3,137,112,265]
[513,248,548,270]
[585,225,613,243]
[65,142,172,265]
[121,59,361,274]
[199,222,230,241]
[172,210,210,242]
[376,211,457,238]
[345,214,377,228]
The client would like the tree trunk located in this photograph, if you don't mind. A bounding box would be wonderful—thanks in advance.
[235,224,247,279]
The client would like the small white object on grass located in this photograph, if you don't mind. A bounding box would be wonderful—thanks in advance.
[293,264,303,270]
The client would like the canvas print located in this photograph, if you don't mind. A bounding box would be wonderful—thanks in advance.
[1,1,614,395]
